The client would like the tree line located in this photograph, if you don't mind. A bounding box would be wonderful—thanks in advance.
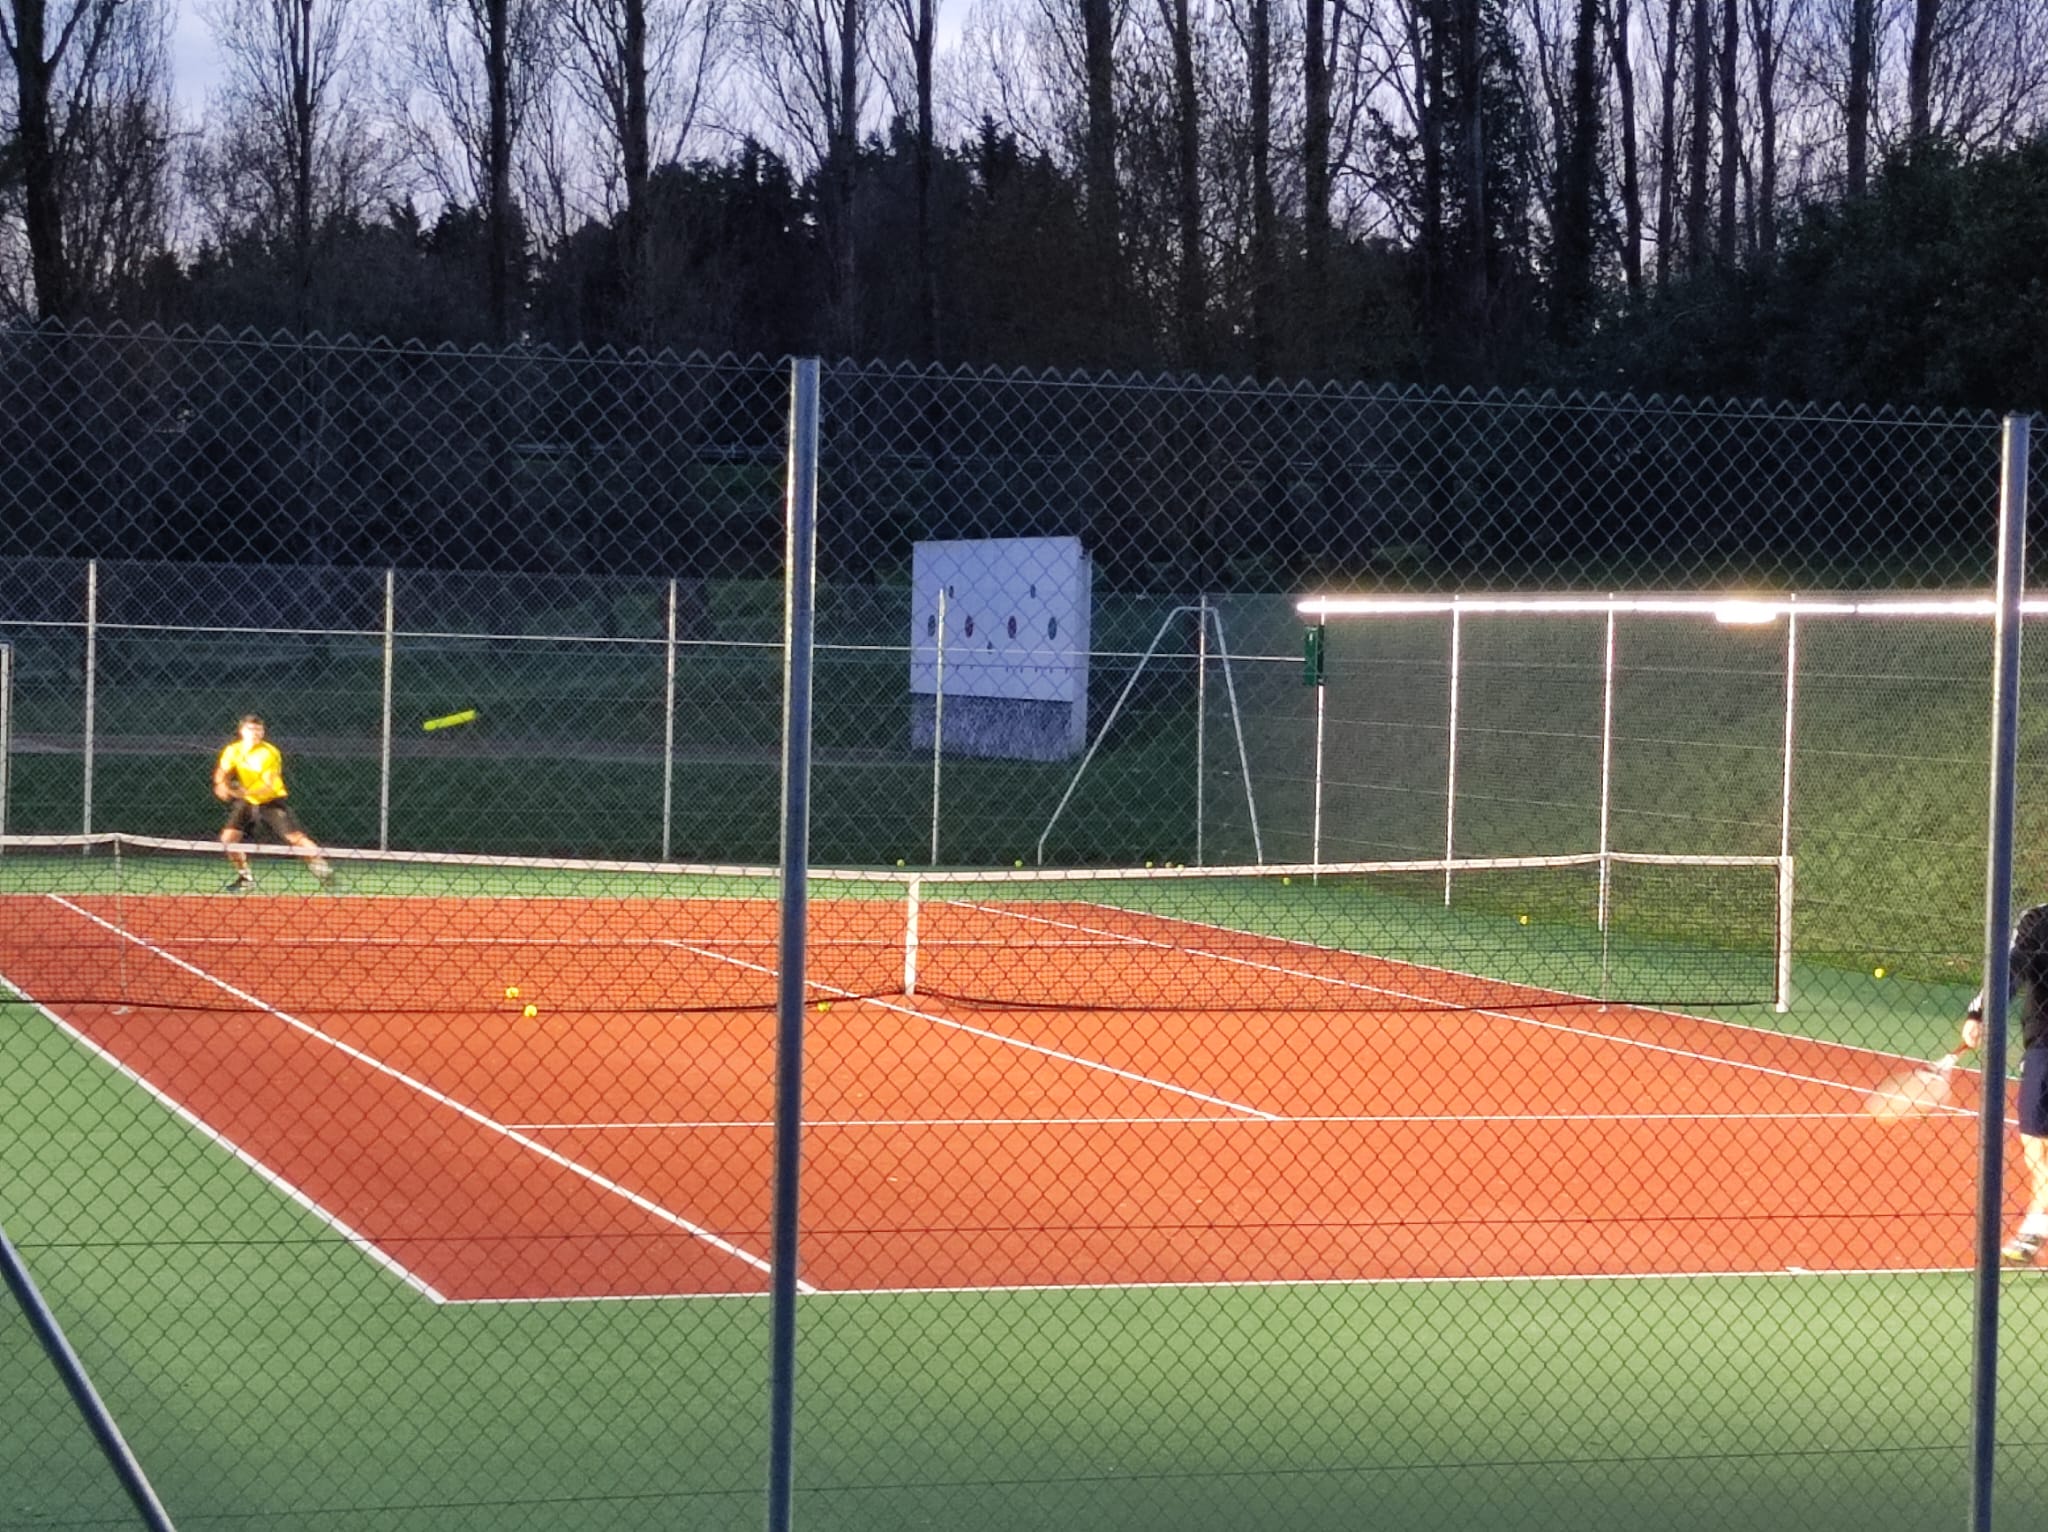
[5,0,2048,406]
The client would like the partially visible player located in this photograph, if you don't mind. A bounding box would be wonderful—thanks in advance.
[214,714,332,889]
[1961,901,2048,1265]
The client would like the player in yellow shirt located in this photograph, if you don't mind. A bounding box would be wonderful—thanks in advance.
[214,714,332,890]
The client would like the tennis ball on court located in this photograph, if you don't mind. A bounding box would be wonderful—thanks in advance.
[522,1003,538,1019]
[1874,966,1887,979]
[1014,859,1023,868]
[896,858,905,867]
[1282,876,1291,886]
[504,985,521,1000]
[817,1000,832,1013]
[1146,860,1154,868]
[1518,913,1530,925]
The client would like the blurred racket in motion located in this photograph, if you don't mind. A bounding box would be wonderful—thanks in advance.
[1864,1046,1971,1121]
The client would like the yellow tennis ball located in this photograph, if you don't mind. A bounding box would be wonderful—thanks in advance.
[522,1003,538,1019]
[1146,860,1154,868]
[1282,876,1291,886]
[1518,913,1529,925]
[504,985,521,1000]
[1014,859,1023,868]
[1874,966,1887,979]
[896,858,905,867]
[817,1000,832,1013]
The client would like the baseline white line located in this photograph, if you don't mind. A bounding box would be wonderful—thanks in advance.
[506,1109,1945,1130]
[47,897,806,1294]
[664,940,1280,1121]
[0,968,448,1304]
[962,901,1909,1106]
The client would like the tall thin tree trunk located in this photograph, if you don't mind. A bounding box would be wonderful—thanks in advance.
[1717,0,1736,262]
[291,0,316,330]
[10,0,73,318]
[1421,0,1446,319]
[1303,0,1336,301]
[912,0,937,358]
[1655,0,1680,282]
[486,0,514,341]
[621,0,649,338]
[1685,0,1709,268]
[1907,0,1937,143]
[1552,0,1600,342]
[1845,0,1872,194]
[833,0,859,350]
[1456,0,1486,343]
[1249,0,1276,373]
[1748,0,1777,256]
[1167,0,1203,365]
[1605,0,1642,292]
[1080,0,1119,349]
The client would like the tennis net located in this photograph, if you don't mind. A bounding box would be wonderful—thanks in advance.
[0,835,1791,1018]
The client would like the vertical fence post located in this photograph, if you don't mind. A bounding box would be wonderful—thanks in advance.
[0,641,11,850]
[1596,603,1618,935]
[1309,626,1326,873]
[1776,599,1800,1014]
[0,1221,177,1531]
[662,577,678,863]
[1195,597,1208,866]
[1443,604,1462,905]
[379,569,395,852]
[930,588,946,865]
[82,560,97,839]
[1971,411,2029,1532]
[767,357,822,1532]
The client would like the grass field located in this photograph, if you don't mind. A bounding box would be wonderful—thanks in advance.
[8,601,2048,1528]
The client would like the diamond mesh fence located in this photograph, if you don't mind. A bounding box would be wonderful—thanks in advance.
[2,322,2047,1530]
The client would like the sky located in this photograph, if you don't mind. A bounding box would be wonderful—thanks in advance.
[169,2,224,113]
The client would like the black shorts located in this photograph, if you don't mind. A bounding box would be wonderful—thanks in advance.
[225,798,304,839]
[2021,1048,2048,1138]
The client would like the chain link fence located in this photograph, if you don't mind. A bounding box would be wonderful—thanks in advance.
[2,321,2045,1530]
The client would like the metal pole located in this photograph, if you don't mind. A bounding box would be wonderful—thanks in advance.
[82,559,96,837]
[1312,657,1326,873]
[1443,606,1462,905]
[0,642,12,851]
[1209,606,1264,864]
[930,588,946,865]
[0,1219,178,1530]
[378,568,395,852]
[1776,602,1800,1014]
[766,357,821,1532]
[903,876,921,996]
[1970,411,2029,1532]
[662,578,678,863]
[1597,605,1617,933]
[1195,597,1208,866]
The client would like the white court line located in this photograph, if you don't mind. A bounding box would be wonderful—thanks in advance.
[0,966,448,1304]
[506,1109,1940,1131]
[664,940,1282,1121]
[960,900,1933,1109]
[45,896,806,1295]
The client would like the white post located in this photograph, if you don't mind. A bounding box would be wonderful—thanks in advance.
[1443,605,1462,905]
[0,642,11,850]
[1597,604,1618,933]
[82,560,97,838]
[930,588,946,865]
[903,877,922,995]
[1775,601,1799,1013]
[378,568,395,851]
[662,578,678,862]
[1312,662,1326,873]
[1209,607,1264,864]
[1195,597,1208,866]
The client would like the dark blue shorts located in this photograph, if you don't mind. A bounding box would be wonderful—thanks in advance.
[2020,1048,2048,1138]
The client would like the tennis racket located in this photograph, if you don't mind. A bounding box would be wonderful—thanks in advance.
[1863,1045,1971,1121]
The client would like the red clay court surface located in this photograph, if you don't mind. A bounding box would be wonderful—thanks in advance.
[0,891,2009,1304]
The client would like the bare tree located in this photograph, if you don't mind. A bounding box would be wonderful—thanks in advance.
[1161,0,1203,364]
[1745,0,1780,256]
[882,0,939,356]
[398,0,554,339]
[1684,0,1708,265]
[201,0,387,327]
[1717,0,1736,260]
[1602,0,1642,290]
[50,0,170,312]
[1844,0,1871,192]
[3,0,133,316]
[739,0,867,349]
[559,0,722,337]
[1552,0,1601,338]
[1653,0,1680,280]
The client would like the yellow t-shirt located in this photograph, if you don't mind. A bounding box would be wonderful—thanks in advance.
[218,739,288,805]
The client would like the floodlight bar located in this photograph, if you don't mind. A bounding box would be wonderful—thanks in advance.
[1294,592,2048,621]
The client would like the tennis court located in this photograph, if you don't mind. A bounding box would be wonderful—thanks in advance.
[0,840,1997,1308]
